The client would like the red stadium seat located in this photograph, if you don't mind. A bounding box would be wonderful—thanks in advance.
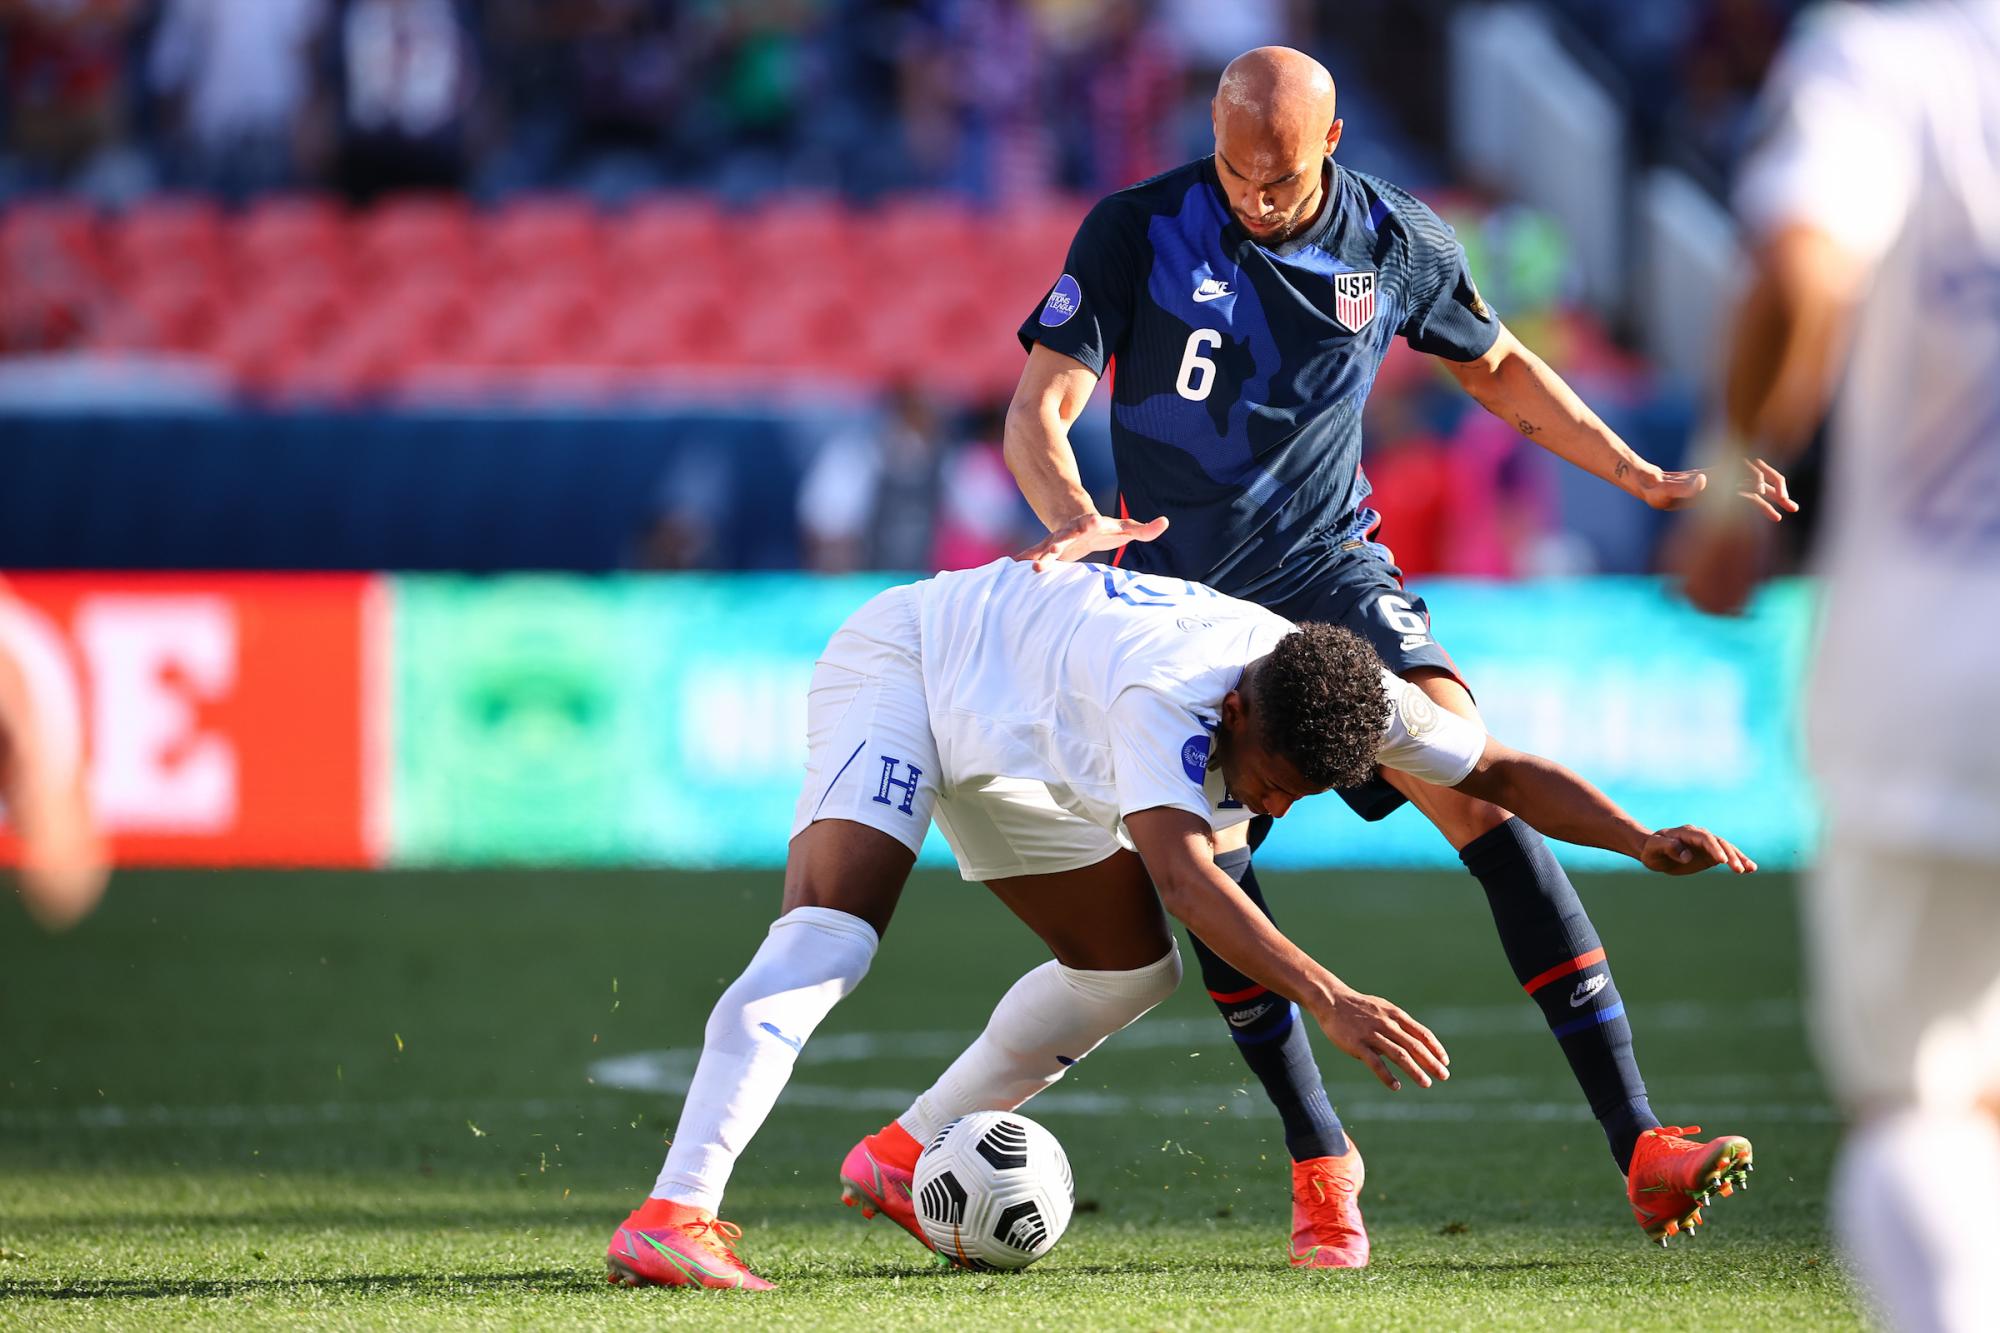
[454,275,605,367]
[214,280,352,394]
[87,273,228,355]
[2,200,105,304]
[986,197,1088,290]
[731,280,860,373]
[610,196,726,278]
[235,197,351,285]
[596,282,740,370]
[859,194,981,273]
[737,194,854,266]
[353,195,475,280]
[484,196,601,282]
[110,197,226,286]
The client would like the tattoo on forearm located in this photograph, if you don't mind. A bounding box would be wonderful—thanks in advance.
[1614,460,1629,480]
[1515,417,1540,437]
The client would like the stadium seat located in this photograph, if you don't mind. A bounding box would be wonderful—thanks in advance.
[214,289,351,396]
[861,194,981,270]
[609,196,726,279]
[110,197,227,287]
[87,274,228,356]
[484,196,602,282]
[1,200,105,303]
[738,195,853,265]
[235,197,351,285]
[731,280,860,373]
[986,197,1088,290]
[455,276,605,368]
[353,195,475,281]
[595,287,738,370]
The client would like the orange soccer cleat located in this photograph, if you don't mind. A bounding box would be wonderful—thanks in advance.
[1290,1140,1370,1268]
[1625,1124,1755,1245]
[839,1121,935,1252]
[606,1198,775,1290]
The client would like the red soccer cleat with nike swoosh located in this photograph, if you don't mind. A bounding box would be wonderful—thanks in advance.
[606,1199,774,1290]
[1291,1139,1370,1268]
[839,1121,936,1253]
[1626,1124,1755,1244]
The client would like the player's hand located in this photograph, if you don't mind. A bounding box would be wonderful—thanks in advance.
[1015,512,1168,571]
[1633,467,1708,510]
[1639,825,1757,876]
[1312,986,1450,1092]
[1638,459,1799,519]
[1670,517,1775,616]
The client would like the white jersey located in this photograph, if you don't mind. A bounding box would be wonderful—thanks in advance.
[914,559,1483,843]
[1735,0,2000,856]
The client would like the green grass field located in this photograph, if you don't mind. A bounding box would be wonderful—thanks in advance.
[0,867,1859,1330]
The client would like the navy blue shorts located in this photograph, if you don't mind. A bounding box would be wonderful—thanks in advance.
[1259,539,1470,823]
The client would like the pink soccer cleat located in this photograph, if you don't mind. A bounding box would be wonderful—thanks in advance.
[606,1199,774,1291]
[839,1121,934,1252]
[1626,1124,1754,1244]
[1291,1139,1370,1268]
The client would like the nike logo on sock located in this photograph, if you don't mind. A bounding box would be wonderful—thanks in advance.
[759,1022,803,1051]
[1569,974,1610,1007]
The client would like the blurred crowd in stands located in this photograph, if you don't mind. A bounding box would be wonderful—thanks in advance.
[1,0,1329,206]
[0,0,1793,579]
[1543,0,1803,181]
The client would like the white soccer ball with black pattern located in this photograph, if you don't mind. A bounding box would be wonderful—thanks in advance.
[912,1110,1074,1270]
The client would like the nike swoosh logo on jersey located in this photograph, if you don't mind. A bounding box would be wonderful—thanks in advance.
[1192,280,1234,303]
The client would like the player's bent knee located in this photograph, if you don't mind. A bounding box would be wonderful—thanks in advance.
[1060,942,1183,1020]
[782,818,915,934]
[703,905,880,1054]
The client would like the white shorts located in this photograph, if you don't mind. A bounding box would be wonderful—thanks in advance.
[1809,836,2000,1113]
[788,586,1121,882]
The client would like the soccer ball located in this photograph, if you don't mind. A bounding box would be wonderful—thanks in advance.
[913,1110,1074,1270]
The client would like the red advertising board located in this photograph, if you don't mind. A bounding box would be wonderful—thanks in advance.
[0,575,375,867]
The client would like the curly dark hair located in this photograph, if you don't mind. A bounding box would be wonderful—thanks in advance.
[1248,624,1391,790]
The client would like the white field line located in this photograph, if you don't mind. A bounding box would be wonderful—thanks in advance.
[1,1002,1836,1131]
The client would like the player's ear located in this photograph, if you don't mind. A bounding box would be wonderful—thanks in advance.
[1220,689,1247,735]
[1326,118,1344,157]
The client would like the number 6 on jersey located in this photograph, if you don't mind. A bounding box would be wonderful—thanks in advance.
[1176,329,1223,402]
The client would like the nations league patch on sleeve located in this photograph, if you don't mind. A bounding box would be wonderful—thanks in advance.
[1398,684,1441,739]
[1180,734,1211,784]
[1039,273,1082,327]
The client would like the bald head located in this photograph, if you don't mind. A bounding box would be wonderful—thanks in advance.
[1216,46,1337,135]
[1212,47,1342,243]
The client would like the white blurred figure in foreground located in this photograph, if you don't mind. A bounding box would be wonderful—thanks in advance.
[0,582,106,930]
[1677,3,2000,1328]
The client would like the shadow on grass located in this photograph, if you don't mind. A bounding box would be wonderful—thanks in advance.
[0,1268,602,1301]
[0,1205,620,1234]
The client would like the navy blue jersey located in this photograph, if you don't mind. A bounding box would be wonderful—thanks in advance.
[1018,157,1499,603]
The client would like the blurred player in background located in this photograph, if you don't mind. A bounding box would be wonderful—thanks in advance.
[0,580,106,930]
[1677,2,2000,1328]
[1004,45,1790,1261]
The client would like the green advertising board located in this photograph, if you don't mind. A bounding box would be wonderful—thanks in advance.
[389,574,1819,871]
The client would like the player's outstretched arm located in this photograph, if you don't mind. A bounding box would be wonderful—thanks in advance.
[1438,324,1799,520]
[0,649,108,930]
[1126,806,1450,1092]
[1449,737,1757,876]
[1004,344,1167,570]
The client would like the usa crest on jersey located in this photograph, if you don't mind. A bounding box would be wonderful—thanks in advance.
[1332,270,1377,333]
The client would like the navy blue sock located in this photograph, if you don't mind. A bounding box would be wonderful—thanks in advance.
[1461,818,1660,1172]
[1185,847,1349,1162]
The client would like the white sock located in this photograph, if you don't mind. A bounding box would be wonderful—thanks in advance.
[897,945,1182,1145]
[651,906,879,1211]
[1834,1108,2000,1333]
